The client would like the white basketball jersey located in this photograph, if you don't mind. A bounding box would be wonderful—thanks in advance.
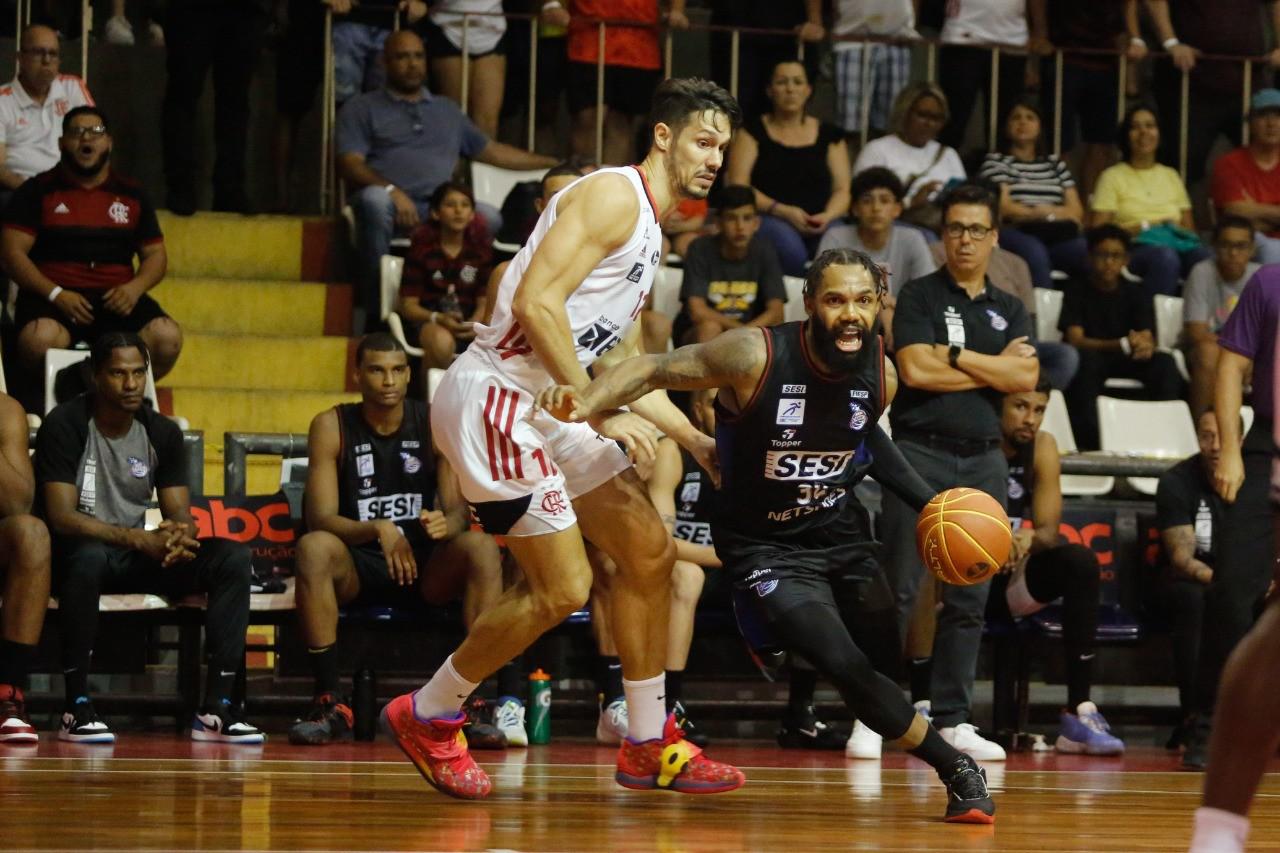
[472,166,662,392]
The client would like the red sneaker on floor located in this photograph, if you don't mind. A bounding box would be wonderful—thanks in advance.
[615,713,745,794]
[0,684,37,744]
[380,693,492,799]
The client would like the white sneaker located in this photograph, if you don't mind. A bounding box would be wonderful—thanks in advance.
[939,722,1006,761]
[913,700,932,721]
[493,697,528,748]
[104,15,135,45]
[845,720,882,759]
[595,697,628,744]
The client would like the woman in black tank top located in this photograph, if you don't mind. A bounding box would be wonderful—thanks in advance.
[725,59,851,277]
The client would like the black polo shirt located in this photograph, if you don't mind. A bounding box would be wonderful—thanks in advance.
[890,267,1032,440]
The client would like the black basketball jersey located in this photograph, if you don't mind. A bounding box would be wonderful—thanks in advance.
[672,446,715,547]
[712,322,884,570]
[1005,440,1034,529]
[336,400,436,525]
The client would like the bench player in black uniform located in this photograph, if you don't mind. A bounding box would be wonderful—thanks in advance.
[537,248,997,824]
[289,334,504,745]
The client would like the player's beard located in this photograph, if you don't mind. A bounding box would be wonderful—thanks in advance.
[809,316,875,375]
[666,147,711,200]
[61,147,109,178]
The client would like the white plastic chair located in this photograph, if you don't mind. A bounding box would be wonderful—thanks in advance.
[651,266,683,324]
[1033,287,1063,343]
[1097,396,1197,495]
[44,348,161,416]
[471,162,547,254]
[1153,294,1190,381]
[783,275,806,323]
[1042,389,1113,496]
[427,367,446,404]
[1242,404,1255,437]
[379,254,426,358]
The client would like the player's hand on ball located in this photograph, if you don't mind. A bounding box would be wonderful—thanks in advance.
[535,384,588,423]
[593,411,659,467]
[420,509,449,540]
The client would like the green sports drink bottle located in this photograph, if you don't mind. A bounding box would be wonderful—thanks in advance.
[528,668,551,744]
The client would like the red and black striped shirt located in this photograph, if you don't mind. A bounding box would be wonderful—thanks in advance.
[3,166,163,290]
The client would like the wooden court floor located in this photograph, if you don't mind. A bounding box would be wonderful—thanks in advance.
[2,738,1278,851]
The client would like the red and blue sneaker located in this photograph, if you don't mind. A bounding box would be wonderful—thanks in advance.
[381,692,492,799]
[615,713,744,794]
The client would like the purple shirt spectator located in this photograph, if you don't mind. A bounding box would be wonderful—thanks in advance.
[1218,266,1280,419]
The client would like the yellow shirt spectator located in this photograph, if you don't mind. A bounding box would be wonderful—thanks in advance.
[1090,162,1192,231]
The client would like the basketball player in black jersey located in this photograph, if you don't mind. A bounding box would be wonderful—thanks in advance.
[288,334,504,745]
[537,248,997,823]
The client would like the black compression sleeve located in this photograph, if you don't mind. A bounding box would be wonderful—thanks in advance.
[865,425,935,513]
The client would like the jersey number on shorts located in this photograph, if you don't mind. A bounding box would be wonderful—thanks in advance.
[484,386,525,480]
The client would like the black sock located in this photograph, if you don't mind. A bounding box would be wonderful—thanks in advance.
[909,657,932,705]
[0,638,36,689]
[908,724,964,771]
[1066,653,1094,710]
[204,664,237,710]
[63,666,89,708]
[308,644,340,698]
[665,670,684,711]
[598,656,624,705]
[787,667,818,718]
[496,658,523,700]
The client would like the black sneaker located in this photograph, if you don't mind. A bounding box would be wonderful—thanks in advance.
[192,700,265,744]
[939,754,996,824]
[289,693,354,745]
[462,696,507,750]
[1166,716,1191,752]
[58,697,115,743]
[1182,717,1209,770]
[672,700,709,748]
[777,707,849,750]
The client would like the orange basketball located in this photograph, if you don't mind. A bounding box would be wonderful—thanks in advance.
[915,487,1012,586]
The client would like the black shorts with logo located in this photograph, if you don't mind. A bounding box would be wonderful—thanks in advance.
[15,288,168,344]
[349,542,436,607]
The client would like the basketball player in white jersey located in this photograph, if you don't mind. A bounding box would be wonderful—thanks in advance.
[380,78,746,800]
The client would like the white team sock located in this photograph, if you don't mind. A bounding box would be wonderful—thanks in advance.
[413,654,479,721]
[1189,807,1249,853]
[623,673,667,742]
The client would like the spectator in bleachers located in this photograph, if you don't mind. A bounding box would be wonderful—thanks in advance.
[338,29,555,331]
[161,0,271,215]
[422,0,506,137]
[272,0,329,213]
[830,0,917,146]
[289,334,506,746]
[853,82,965,236]
[1041,1,1144,196]
[1183,264,1280,769]
[1183,216,1258,416]
[726,60,850,276]
[1060,225,1184,450]
[1210,89,1280,265]
[397,181,494,371]
[1156,407,1231,751]
[0,391,51,745]
[1088,104,1211,298]
[0,25,93,206]
[707,0,824,121]
[675,185,785,345]
[883,183,1039,763]
[936,0,1043,155]
[36,333,262,745]
[990,377,1123,754]
[1146,0,1272,186]
[2,106,181,412]
[332,0,427,107]
[566,0,681,165]
[662,196,708,260]
[979,100,1089,290]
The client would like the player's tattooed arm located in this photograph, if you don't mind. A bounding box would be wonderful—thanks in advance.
[1161,524,1213,584]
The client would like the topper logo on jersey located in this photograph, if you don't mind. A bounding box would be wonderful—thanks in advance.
[764,449,854,481]
[356,492,423,522]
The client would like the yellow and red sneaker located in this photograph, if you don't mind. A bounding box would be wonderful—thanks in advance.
[380,692,492,799]
[615,713,745,794]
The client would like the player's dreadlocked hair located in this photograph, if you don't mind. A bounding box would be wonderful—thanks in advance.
[803,248,889,299]
[647,77,742,138]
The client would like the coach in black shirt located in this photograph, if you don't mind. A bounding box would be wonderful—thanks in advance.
[1,105,182,411]
[881,183,1038,761]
